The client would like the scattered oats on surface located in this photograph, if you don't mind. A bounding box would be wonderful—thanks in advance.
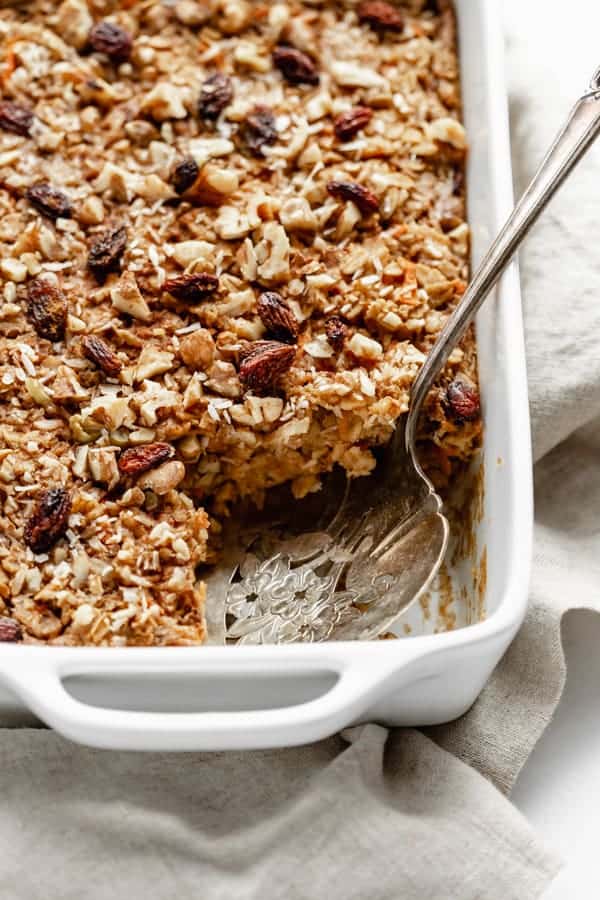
[0,0,479,647]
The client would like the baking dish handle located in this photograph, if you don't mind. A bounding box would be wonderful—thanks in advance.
[1,650,422,751]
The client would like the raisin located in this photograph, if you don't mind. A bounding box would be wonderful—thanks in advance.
[26,183,72,220]
[357,1,404,31]
[257,292,298,343]
[241,105,277,156]
[325,316,348,351]
[118,443,175,475]
[272,46,319,86]
[198,73,233,120]
[452,170,464,196]
[334,106,373,141]
[24,488,71,554]
[172,156,199,195]
[326,180,379,215]
[0,100,34,137]
[163,272,219,302]
[87,225,128,281]
[88,21,133,61]
[424,0,451,13]
[26,276,68,342]
[0,618,22,643]
[445,378,481,422]
[81,335,122,377]
[239,341,296,392]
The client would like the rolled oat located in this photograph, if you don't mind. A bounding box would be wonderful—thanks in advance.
[0,0,479,647]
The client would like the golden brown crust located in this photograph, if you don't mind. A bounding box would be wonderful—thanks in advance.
[0,0,479,645]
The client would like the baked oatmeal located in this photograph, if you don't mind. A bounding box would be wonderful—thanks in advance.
[0,0,480,646]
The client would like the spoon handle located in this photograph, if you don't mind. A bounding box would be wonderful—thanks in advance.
[406,69,600,447]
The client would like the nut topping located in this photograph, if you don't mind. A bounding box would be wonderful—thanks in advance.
[137,460,186,495]
[81,335,122,377]
[179,327,215,370]
[88,21,133,61]
[24,488,72,554]
[164,272,219,302]
[0,0,475,650]
[257,292,299,343]
[239,340,296,392]
[26,183,72,220]
[26,275,68,342]
[198,73,233,120]
[118,442,175,475]
[0,100,34,137]
[87,225,127,281]
[172,156,199,195]
[0,618,22,643]
[334,106,373,141]
[357,1,404,31]
[445,378,481,422]
[326,180,379,215]
[325,316,348,351]
[272,46,319,86]
[241,105,278,156]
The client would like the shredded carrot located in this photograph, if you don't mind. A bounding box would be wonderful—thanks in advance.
[1,39,17,88]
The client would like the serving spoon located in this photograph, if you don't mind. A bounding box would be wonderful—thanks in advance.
[217,68,600,644]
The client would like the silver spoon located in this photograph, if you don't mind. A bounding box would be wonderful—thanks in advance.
[218,69,600,645]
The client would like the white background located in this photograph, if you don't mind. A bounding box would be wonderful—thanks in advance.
[500,2,600,896]
[514,611,600,897]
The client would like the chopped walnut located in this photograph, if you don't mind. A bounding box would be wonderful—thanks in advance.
[135,346,175,382]
[179,328,216,371]
[55,0,93,49]
[138,460,186,495]
[110,271,151,321]
[218,0,252,34]
[184,164,239,206]
[330,60,388,89]
[215,205,251,240]
[170,240,215,268]
[206,360,242,398]
[78,196,105,226]
[87,447,120,489]
[347,332,384,362]
[427,117,467,150]
[174,1,213,26]
[0,0,476,648]
[140,83,189,121]
[255,222,291,284]
[278,197,317,233]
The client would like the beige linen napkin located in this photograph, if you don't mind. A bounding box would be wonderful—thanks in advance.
[2,2,599,897]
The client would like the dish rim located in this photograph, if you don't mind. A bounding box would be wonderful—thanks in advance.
[0,0,533,747]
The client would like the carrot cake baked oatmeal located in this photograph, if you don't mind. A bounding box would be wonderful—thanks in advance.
[0,0,481,646]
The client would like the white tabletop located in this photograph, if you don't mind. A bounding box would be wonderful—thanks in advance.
[513,609,600,897]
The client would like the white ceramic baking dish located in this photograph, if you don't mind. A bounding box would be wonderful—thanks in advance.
[0,0,532,750]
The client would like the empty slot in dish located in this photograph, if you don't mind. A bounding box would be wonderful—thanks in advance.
[63,670,339,713]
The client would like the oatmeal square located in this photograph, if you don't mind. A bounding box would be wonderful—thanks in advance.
[0,0,479,645]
